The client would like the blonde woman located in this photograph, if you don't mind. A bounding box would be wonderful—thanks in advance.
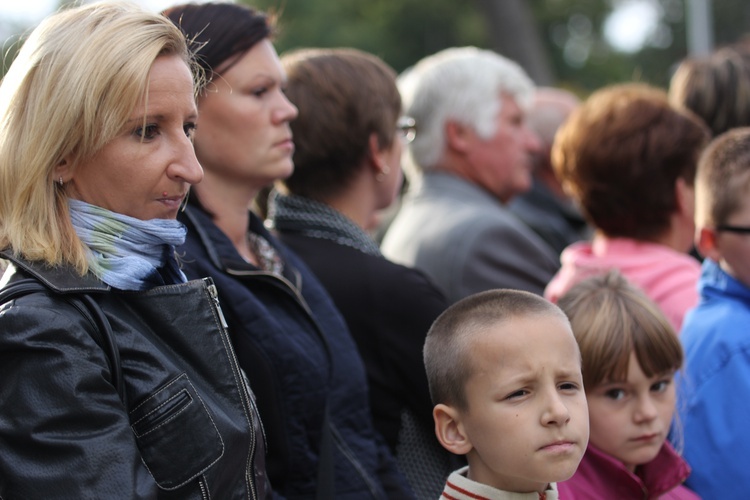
[0,3,269,497]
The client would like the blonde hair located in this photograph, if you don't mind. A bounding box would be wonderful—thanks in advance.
[557,271,683,391]
[0,1,194,274]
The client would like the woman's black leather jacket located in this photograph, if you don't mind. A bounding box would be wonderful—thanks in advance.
[0,252,271,499]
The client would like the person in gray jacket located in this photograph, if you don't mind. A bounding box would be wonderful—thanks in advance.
[0,3,269,498]
[382,47,560,303]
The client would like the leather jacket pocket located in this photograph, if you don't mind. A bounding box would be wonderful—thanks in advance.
[130,373,224,490]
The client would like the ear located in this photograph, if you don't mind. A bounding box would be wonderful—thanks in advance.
[433,403,473,456]
[367,132,388,174]
[674,177,695,219]
[696,226,721,262]
[444,120,474,155]
[54,157,73,184]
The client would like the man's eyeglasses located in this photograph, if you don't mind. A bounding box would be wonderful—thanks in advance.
[397,116,417,144]
[716,224,750,234]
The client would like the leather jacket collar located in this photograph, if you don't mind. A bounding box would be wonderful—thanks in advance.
[0,249,109,294]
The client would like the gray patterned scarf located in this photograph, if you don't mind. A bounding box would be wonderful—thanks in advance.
[267,191,382,257]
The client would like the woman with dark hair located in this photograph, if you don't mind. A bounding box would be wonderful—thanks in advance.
[163,3,412,499]
[268,47,459,499]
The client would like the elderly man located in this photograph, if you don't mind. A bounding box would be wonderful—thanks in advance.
[382,47,559,303]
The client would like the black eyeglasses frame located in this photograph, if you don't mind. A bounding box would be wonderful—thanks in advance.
[716,224,750,234]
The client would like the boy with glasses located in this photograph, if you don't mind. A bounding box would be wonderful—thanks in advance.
[679,126,750,497]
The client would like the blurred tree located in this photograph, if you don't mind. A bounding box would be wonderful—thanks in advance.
[252,0,490,74]
[477,0,553,85]
[710,0,750,46]
[3,0,750,91]
[533,0,750,92]
[252,0,555,83]
[249,0,750,96]
[531,0,634,93]
[250,0,632,92]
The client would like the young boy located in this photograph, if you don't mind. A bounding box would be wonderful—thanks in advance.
[679,127,750,497]
[424,289,589,499]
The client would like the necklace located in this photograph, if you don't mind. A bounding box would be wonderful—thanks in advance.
[247,231,284,275]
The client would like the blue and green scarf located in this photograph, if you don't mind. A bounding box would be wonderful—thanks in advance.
[68,199,187,290]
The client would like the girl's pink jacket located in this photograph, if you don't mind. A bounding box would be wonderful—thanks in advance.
[557,442,699,500]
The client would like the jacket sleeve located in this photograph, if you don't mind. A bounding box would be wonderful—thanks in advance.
[454,217,560,300]
[0,296,157,499]
[681,343,750,497]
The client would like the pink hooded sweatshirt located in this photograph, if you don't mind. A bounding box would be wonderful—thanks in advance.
[544,236,700,332]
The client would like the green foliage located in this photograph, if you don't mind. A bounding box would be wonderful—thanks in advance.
[249,0,489,73]
[529,0,748,93]
[247,0,750,96]
[3,0,750,93]
[714,0,750,47]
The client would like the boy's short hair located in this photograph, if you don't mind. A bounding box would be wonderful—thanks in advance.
[424,289,569,411]
[695,127,750,228]
[556,271,683,390]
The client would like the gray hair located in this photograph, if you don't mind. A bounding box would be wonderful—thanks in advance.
[399,46,535,182]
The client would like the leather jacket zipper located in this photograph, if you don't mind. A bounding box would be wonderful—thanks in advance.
[208,281,229,329]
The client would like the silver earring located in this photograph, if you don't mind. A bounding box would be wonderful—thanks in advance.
[58,176,64,187]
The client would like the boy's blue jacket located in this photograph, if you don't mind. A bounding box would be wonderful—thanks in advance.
[679,258,750,497]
